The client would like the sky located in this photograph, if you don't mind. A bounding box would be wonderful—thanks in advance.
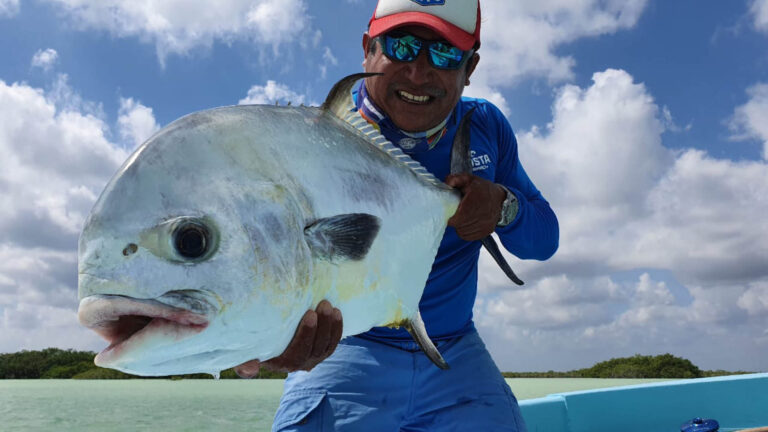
[1,0,767,373]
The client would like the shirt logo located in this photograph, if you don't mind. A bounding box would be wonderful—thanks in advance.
[471,150,491,171]
[398,138,419,150]
[410,0,445,6]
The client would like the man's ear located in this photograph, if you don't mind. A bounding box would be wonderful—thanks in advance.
[464,52,480,86]
[362,33,372,68]
[363,33,373,55]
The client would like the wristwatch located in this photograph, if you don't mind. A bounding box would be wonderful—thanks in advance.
[497,185,518,227]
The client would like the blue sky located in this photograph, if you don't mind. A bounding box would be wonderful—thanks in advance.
[1,0,767,372]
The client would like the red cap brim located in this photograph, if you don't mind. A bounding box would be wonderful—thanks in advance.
[369,11,477,51]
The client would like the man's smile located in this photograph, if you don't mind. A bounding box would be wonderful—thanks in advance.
[398,90,432,104]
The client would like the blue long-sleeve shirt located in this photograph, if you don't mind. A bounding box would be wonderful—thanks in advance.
[354,93,559,341]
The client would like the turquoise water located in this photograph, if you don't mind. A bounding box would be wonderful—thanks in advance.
[0,378,668,431]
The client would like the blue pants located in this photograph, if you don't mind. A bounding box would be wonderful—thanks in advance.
[272,330,527,432]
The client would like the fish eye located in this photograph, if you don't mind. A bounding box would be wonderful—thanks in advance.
[173,221,211,260]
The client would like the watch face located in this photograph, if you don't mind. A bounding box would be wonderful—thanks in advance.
[498,188,518,227]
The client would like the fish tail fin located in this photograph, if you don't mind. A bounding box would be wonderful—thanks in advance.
[449,106,525,286]
[404,310,449,370]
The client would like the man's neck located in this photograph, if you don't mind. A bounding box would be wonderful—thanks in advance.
[356,82,452,154]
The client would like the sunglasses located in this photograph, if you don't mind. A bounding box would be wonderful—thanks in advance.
[377,32,470,70]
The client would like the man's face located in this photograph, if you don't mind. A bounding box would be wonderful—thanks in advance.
[362,26,479,133]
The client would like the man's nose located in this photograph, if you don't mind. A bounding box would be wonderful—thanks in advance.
[403,51,433,85]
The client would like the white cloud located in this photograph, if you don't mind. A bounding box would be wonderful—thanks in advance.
[730,83,768,160]
[465,0,648,103]
[481,275,623,330]
[752,0,768,32]
[245,0,309,46]
[42,0,312,65]
[633,273,675,307]
[519,69,671,256]
[31,48,59,72]
[47,73,104,117]
[0,0,19,17]
[0,78,133,353]
[319,46,339,80]
[661,105,692,133]
[0,246,79,309]
[465,81,511,117]
[635,150,768,281]
[118,97,160,149]
[738,281,768,317]
[477,273,768,371]
[509,69,768,283]
[476,68,768,371]
[0,302,102,352]
[238,80,306,105]
[0,79,127,247]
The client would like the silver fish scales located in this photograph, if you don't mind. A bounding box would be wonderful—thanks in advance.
[77,73,520,376]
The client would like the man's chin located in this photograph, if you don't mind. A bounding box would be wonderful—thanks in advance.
[389,106,441,132]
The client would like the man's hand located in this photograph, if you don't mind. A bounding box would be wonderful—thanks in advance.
[445,173,507,242]
[234,300,343,378]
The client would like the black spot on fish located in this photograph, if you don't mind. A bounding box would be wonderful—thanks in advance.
[339,169,397,210]
[262,213,288,244]
[122,243,138,256]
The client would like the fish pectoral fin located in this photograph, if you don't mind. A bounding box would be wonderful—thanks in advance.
[404,311,449,370]
[304,213,381,262]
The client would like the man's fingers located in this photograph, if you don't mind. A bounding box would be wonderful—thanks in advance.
[445,172,472,190]
[447,200,470,227]
[234,359,261,379]
[258,301,343,374]
[455,220,494,241]
[310,301,333,359]
[279,309,318,370]
[325,307,344,358]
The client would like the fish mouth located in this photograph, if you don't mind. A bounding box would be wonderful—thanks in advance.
[78,293,214,367]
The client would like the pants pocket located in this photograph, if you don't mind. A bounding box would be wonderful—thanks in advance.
[272,390,327,432]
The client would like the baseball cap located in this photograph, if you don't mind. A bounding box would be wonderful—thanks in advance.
[368,0,481,51]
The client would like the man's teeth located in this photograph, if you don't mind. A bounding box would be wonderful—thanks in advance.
[399,91,430,103]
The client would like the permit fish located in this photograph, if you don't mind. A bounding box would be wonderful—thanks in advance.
[77,73,522,376]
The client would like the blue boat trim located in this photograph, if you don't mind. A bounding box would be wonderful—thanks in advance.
[518,373,768,432]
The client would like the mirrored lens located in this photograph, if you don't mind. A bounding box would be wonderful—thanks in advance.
[428,42,464,69]
[381,33,466,70]
[385,34,422,62]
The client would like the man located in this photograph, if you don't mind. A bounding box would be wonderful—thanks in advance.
[236,1,559,430]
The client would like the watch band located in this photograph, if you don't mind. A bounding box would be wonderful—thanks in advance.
[497,185,518,227]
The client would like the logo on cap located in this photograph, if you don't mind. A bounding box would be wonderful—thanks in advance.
[409,0,445,5]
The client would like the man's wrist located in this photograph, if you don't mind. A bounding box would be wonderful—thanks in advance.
[496,185,518,227]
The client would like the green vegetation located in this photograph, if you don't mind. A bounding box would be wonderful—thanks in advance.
[503,354,754,379]
[0,348,95,379]
[0,348,287,379]
[1,349,753,380]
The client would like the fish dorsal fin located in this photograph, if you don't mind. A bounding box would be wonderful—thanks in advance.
[322,73,448,190]
[304,213,381,263]
[322,72,378,118]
